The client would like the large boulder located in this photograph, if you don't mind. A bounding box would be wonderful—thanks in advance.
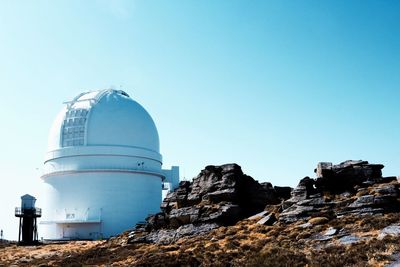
[280,160,400,223]
[163,163,281,223]
[129,163,280,244]
[314,160,384,193]
[282,177,317,209]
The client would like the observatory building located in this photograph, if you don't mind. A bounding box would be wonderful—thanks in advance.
[40,89,179,240]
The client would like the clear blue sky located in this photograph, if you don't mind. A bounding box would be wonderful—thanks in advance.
[0,0,399,240]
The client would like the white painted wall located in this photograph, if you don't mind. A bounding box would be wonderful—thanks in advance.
[41,172,162,239]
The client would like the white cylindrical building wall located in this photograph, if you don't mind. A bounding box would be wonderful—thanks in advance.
[41,172,161,239]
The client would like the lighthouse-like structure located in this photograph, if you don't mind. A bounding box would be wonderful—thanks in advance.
[40,89,179,240]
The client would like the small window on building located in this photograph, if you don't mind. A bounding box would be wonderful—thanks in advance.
[61,108,89,147]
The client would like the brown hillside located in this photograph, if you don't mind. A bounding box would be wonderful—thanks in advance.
[1,161,400,267]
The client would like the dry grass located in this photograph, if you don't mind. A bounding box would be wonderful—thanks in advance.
[0,241,104,266]
[1,213,400,266]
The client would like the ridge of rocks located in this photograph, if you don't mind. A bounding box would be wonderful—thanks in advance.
[128,160,399,245]
[279,160,398,223]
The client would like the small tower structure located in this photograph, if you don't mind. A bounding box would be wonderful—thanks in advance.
[15,194,41,245]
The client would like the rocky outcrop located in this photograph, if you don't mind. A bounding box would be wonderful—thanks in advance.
[280,160,400,223]
[129,160,400,245]
[314,160,387,192]
[129,223,220,245]
[129,164,288,244]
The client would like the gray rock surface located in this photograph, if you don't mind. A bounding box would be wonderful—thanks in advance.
[130,223,219,245]
[314,160,384,192]
[386,253,400,267]
[129,164,281,244]
[256,214,277,226]
[378,225,400,239]
[248,210,268,220]
[280,160,400,223]
[338,235,362,245]
[129,160,400,245]
[324,227,338,236]
[309,233,333,241]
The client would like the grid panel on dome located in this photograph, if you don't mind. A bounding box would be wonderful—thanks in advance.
[61,108,88,147]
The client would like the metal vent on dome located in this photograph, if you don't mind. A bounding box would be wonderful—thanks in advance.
[118,90,130,97]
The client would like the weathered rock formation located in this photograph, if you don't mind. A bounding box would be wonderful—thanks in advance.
[128,160,400,245]
[129,164,289,244]
[278,160,399,223]
[314,160,386,192]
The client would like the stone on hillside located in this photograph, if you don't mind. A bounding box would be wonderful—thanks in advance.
[324,227,338,236]
[248,210,269,220]
[162,181,191,211]
[169,207,200,227]
[372,184,399,197]
[175,223,219,238]
[282,177,316,209]
[387,253,400,267]
[297,197,326,207]
[279,160,400,225]
[309,233,333,241]
[274,186,293,200]
[379,176,398,183]
[314,160,384,193]
[186,164,279,215]
[315,162,333,178]
[337,207,385,217]
[338,235,362,245]
[279,205,317,223]
[298,177,317,196]
[373,195,398,206]
[214,204,241,225]
[257,214,277,226]
[347,194,399,212]
[297,222,313,229]
[130,223,220,245]
[378,225,400,239]
[349,195,375,208]
[145,213,167,230]
[203,188,237,203]
[308,217,329,225]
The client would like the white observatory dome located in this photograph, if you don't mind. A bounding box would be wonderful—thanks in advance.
[47,89,159,152]
[40,89,179,240]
